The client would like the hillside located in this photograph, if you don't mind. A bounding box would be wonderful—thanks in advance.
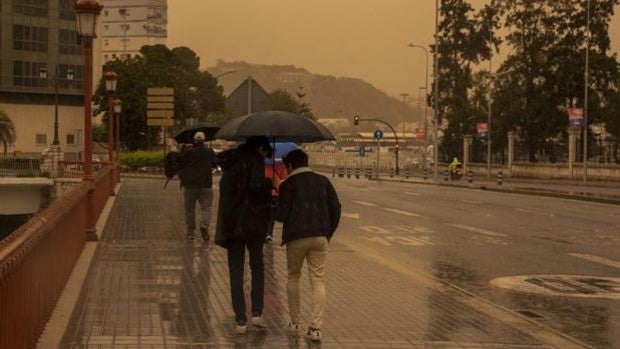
[208,60,422,130]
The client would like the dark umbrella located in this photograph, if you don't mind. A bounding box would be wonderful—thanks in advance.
[173,123,220,144]
[214,111,335,143]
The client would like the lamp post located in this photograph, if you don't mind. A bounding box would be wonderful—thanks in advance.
[408,43,433,180]
[39,67,75,146]
[418,86,427,169]
[113,99,122,184]
[104,71,118,194]
[75,0,103,241]
[583,0,591,182]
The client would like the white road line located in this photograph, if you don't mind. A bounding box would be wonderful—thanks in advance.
[516,208,555,217]
[383,208,420,217]
[405,192,421,197]
[342,212,360,219]
[461,199,482,205]
[449,224,507,238]
[351,200,377,207]
[569,253,620,270]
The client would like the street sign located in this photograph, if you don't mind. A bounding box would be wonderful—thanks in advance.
[373,129,384,141]
[476,122,489,138]
[359,146,366,157]
[147,87,174,128]
[568,108,584,126]
[147,118,174,127]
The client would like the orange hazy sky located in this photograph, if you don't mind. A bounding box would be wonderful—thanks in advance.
[168,1,620,98]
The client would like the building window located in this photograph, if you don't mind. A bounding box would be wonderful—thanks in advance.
[59,29,81,55]
[13,0,48,17]
[59,0,75,20]
[104,10,108,16]
[35,133,47,146]
[13,25,48,52]
[66,134,75,145]
[13,61,47,87]
[104,25,109,31]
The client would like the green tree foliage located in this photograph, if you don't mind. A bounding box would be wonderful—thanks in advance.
[493,0,619,161]
[0,109,16,154]
[269,88,300,113]
[296,87,315,119]
[94,45,226,151]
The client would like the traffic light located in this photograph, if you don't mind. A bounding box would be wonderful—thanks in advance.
[354,115,360,126]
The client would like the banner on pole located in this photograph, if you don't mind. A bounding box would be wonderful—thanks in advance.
[568,108,584,126]
[476,122,489,138]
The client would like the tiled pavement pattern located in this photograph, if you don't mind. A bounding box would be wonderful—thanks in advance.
[60,179,550,349]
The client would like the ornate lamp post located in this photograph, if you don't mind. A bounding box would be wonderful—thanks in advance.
[104,71,118,192]
[75,0,103,241]
[113,99,122,183]
[39,67,74,146]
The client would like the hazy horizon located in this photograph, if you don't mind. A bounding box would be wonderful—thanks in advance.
[168,1,620,99]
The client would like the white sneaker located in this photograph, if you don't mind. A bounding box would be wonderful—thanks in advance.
[305,327,321,342]
[235,322,247,335]
[287,322,301,335]
[251,316,267,329]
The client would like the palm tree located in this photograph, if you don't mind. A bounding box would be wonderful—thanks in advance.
[0,109,16,155]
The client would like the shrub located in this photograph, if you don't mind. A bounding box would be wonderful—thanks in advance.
[120,151,164,169]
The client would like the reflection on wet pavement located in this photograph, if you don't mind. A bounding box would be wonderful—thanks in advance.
[60,179,553,348]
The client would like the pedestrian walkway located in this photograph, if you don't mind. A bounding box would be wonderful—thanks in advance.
[58,178,554,348]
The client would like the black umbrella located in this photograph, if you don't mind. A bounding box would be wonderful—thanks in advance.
[214,111,335,143]
[173,123,220,144]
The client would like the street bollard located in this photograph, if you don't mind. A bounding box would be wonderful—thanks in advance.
[346,168,351,179]
[355,168,360,179]
[332,168,336,178]
[338,168,344,178]
[389,168,395,178]
[423,168,428,180]
[468,170,474,184]
[497,171,503,186]
[444,170,449,182]
[366,168,372,179]
[404,168,411,179]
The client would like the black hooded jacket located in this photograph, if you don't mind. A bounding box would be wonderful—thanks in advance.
[214,144,272,248]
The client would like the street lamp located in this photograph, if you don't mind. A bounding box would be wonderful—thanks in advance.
[408,43,433,180]
[75,0,103,241]
[104,71,118,194]
[583,0,591,182]
[39,67,75,146]
[113,99,122,184]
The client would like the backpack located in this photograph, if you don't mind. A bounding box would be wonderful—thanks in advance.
[164,151,182,179]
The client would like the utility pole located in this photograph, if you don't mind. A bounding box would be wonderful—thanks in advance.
[433,0,440,182]
[583,0,591,182]
[400,92,409,138]
[487,22,493,178]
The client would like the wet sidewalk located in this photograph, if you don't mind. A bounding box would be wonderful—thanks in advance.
[58,178,558,348]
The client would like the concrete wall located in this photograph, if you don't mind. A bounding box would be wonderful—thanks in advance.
[1,103,85,154]
[467,162,620,182]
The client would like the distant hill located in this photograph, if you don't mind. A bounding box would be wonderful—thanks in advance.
[208,60,422,130]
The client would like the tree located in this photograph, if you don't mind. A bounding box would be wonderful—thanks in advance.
[94,45,226,150]
[296,87,315,119]
[0,109,16,154]
[269,89,300,114]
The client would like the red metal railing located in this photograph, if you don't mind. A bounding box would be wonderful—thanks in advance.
[0,166,113,349]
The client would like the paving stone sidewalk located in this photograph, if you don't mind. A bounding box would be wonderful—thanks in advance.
[59,178,552,349]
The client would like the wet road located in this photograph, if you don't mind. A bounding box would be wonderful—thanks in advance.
[331,176,620,349]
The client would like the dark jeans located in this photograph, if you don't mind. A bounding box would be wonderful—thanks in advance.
[227,239,264,323]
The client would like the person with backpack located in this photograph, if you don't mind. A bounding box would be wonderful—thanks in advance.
[172,131,217,241]
[275,149,341,342]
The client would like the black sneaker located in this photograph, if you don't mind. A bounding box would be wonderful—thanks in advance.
[265,235,273,244]
[200,225,210,241]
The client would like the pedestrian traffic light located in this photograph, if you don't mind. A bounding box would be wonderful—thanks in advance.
[354,115,360,126]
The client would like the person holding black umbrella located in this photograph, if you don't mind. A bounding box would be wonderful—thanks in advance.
[214,136,274,334]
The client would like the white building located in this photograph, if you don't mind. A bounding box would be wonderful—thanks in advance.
[101,0,168,63]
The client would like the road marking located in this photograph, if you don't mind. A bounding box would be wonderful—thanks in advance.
[351,200,377,207]
[362,236,392,246]
[569,253,620,270]
[342,212,360,219]
[449,224,507,238]
[461,199,482,205]
[383,208,420,217]
[405,192,421,197]
[516,208,555,217]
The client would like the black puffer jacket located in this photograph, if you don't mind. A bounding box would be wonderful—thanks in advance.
[275,169,341,245]
[178,144,216,188]
[214,145,272,248]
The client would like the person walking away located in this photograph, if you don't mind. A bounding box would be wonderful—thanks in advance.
[214,136,273,334]
[264,161,288,243]
[178,132,216,241]
[275,149,341,342]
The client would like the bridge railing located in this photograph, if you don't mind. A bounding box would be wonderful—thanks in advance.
[0,165,114,349]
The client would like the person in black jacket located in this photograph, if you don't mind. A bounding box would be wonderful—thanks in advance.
[178,132,216,241]
[275,149,341,342]
[214,136,273,335]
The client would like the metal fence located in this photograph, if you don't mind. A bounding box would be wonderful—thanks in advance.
[0,158,43,177]
[0,166,114,349]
